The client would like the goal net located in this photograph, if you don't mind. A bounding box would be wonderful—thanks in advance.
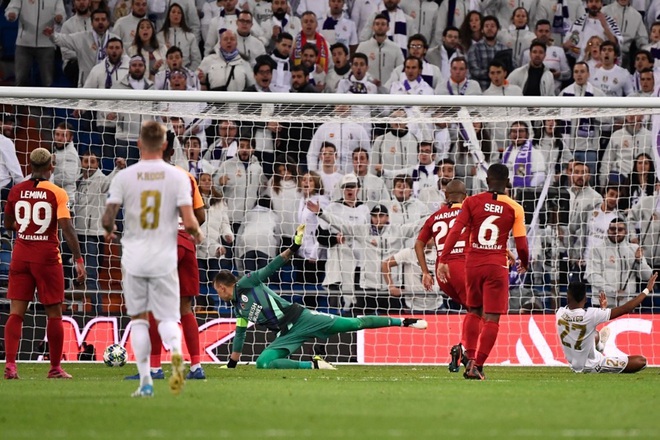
[0,88,658,366]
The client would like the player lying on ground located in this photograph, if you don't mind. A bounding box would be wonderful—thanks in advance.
[556,272,656,374]
[214,225,428,370]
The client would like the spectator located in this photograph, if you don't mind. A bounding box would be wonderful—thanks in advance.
[160,69,210,147]
[60,0,93,86]
[5,0,64,87]
[213,137,265,231]
[236,197,279,273]
[269,31,294,93]
[198,29,254,91]
[386,174,429,229]
[112,0,147,47]
[203,0,242,55]
[128,18,168,81]
[600,115,653,187]
[316,142,344,196]
[356,14,405,93]
[299,43,327,91]
[197,177,233,283]
[51,123,81,204]
[534,0,583,46]
[591,41,633,97]
[500,121,547,189]
[183,136,204,179]
[497,7,536,66]
[483,0,537,31]
[433,1,479,49]
[335,53,377,131]
[319,0,358,53]
[630,53,657,95]
[602,0,648,69]
[508,40,556,96]
[389,56,434,95]
[263,156,300,243]
[563,0,622,62]
[458,10,483,54]
[438,56,482,95]
[293,12,330,75]
[348,0,380,38]
[467,15,512,90]
[332,147,391,209]
[371,109,421,186]
[386,34,445,93]
[418,158,455,212]
[0,130,25,207]
[584,186,622,261]
[377,141,437,197]
[234,10,267,66]
[46,9,117,87]
[153,0,201,44]
[295,170,329,284]
[585,217,653,307]
[627,181,660,268]
[427,26,462,80]
[153,46,201,90]
[520,20,571,95]
[296,0,328,22]
[537,119,570,171]
[242,56,279,152]
[400,0,438,44]
[263,0,302,51]
[626,153,656,208]
[203,120,238,168]
[582,35,604,73]
[359,0,416,57]
[483,60,523,154]
[642,22,660,67]
[324,43,351,92]
[156,3,202,71]
[289,64,316,92]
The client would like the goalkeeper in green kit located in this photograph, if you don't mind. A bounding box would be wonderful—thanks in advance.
[214,225,428,369]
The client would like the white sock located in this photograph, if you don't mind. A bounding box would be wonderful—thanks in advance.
[190,363,201,371]
[131,319,153,387]
[150,367,161,373]
[158,320,183,356]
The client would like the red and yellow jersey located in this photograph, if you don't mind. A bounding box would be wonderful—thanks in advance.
[5,179,70,264]
[441,191,526,267]
[417,202,469,263]
[176,166,204,249]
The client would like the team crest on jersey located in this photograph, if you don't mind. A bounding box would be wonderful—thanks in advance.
[613,78,618,84]
[623,140,629,148]
[241,295,248,303]
[609,255,616,263]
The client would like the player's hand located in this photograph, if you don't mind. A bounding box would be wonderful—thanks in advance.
[646,272,658,293]
[215,245,226,257]
[517,261,527,274]
[506,249,516,267]
[599,291,608,309]
[635,246,644,260]
[436,263,450,283]
[388,284,402,297]
[218,174,230,186]
[115,157,127,169]
[75,259,86,283]
[306,200,320,213]
[192,229,204,245]
[294,224,305,245]
[422,272,434,291]
[104,224,117,241]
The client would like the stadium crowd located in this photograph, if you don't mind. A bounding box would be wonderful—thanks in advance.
[1,0,660,315]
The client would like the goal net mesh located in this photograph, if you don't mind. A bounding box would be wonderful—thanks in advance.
[0,90,658,366]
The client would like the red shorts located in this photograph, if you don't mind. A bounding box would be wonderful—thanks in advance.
[437,260,467,306]
[177,243,199,297]
[465,264,509,314]
[8,259,64,306]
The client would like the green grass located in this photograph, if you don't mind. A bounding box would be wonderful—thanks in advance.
[1,364,659,440]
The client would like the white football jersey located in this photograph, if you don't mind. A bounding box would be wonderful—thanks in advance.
[556,306,611,372]
[107,159,193,277]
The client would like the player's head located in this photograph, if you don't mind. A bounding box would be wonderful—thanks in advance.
[214,270,238,301]
[567,281,587,305]
[445,179,467,204]
[486,163,509,192]
[138,120,167,155]
[30,147,53,175]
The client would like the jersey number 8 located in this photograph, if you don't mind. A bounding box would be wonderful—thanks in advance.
[140,190,161,230]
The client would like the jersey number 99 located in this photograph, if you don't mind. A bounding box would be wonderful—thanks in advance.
[140,190,161,230]
[15,201,52,234]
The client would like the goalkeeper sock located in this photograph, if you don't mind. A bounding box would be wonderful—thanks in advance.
[5,313,23,364]
[148,313,162,369]
[475,320,500,367]
[46,316,64,368]
[463,312,482,360]
[181,311,201,366]
[131,319,153,387]
[158,320,183,356]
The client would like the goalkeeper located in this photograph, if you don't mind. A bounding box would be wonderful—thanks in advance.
[214,225,428,370]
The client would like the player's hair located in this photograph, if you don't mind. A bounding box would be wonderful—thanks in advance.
[535,19,551,28]
[487,163,509,182]
[567,281,587,303]
[351,52,369,65]
[30,147,52,170]
[330,42,349,55]
[139,120,167,152]
[214,270,238,287]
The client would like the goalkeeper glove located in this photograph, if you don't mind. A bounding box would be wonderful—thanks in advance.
[289,224,305,253]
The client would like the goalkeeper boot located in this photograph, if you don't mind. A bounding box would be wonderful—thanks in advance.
[463,360,485,380]
[124,368,165,380]
[402,318,428,330]
[597,327,611,353]
[186,366,206,380]
[47,366,73,379]
[448,343,463,373]
[312,356,337,370]
[131,384,154,398]
[4,363,19,379]
[169,352,185,395]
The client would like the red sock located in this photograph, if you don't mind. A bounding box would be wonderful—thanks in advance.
[475,320,500,367]
[463,312,482,360]
[47,316,64,368]
[148,313,162,368]
[5,314,23,364]
[181,312,200,366]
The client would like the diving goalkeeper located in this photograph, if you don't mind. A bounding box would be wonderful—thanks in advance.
[214,225,428,370]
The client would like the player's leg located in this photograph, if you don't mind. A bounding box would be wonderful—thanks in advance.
[124,312,164,380]
[177,244,204,379]
[256,348,309,369]
[4,259,36,379]
[122,271,154,396]
[623,356,647,373]
[463,267,486,364]
[440,262,468,372]
[327,316,417,333]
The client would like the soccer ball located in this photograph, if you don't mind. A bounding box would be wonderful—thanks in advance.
[103,344,127,367]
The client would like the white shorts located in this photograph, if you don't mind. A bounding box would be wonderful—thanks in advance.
[122,268,181,322]
[580,351,629,374]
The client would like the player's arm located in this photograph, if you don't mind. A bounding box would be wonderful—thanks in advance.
[241,225,306,285]
[224,318,249,368]
[381,256,402,297]
[414,239,433,291]
[102,203,121,240]
[439,204,470,262]
[610,272,657,320]
[55,188,85,282]
[512,203,529,271]
[4,199,15,231]
[179,204,204,244]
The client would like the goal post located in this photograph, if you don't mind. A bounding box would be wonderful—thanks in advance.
[0,88,659,366]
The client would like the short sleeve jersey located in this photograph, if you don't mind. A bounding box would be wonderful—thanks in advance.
[176,166,205,248]
[556,306,611,372]
[452,192,526,267]
[106,159,193,277]
[417,202,469,263]
[5,179,71,265]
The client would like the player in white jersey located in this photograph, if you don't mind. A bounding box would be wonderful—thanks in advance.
[556,274,656,374]
[102,121,203,397]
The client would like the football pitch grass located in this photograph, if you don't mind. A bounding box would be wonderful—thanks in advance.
[2,364,659,440]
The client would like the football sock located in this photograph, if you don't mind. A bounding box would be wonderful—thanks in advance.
[46,316,64,368]
[158,320,183,356]
[463,312,482,360]
[131,319,153,387]
[5,313,23,365]
[148,313,162,369]
[475,320,500,367]
[190,363,201,372]
[181,312,201,366]
[327,316,402,333]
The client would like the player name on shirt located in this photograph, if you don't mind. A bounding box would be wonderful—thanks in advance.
[484,203,503,213]
[558,312,584,323]
[137,171,165,181]
[433,210,460,220]
[19,190,47,199]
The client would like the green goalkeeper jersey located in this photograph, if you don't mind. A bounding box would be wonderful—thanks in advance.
[230,255,304,353]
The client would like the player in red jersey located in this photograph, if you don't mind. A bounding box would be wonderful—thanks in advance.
[124,132,207,381]
[3,148,86,379]
[437,164,529,380]
[415,179,470,373]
